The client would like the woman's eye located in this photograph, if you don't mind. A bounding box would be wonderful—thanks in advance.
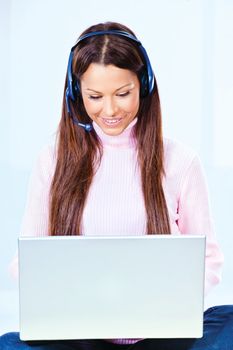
[89,95,102,100]
[118,91,130,97]
[88,91,130,100]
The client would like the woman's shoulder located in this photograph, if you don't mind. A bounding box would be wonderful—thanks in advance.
[32,143,57,182]
[37,143,57,163]
[163,137,199,177]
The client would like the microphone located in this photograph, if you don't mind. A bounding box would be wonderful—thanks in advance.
[65,88,93,132]
[72,119,93,132]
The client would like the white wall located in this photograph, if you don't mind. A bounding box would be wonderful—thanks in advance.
[1,0,233,319]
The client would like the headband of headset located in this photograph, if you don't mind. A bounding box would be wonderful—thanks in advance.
[65,30,155,131]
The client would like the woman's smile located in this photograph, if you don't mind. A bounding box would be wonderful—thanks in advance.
[101,118,123,127]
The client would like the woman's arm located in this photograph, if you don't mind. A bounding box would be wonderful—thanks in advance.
[177,155,224,296]
[9,145,56,279]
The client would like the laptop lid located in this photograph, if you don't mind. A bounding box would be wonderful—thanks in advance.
[18,235,205,340]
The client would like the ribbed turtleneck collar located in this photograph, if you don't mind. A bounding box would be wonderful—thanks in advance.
[93,118,137,148]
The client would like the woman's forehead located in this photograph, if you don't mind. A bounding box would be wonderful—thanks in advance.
[80,63,138,91]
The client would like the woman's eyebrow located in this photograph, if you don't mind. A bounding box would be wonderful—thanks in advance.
[85,83,134,94]
[116,83,134,91]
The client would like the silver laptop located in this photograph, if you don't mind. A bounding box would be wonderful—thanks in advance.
[18,235,206,340]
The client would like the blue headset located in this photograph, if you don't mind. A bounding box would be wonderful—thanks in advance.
[65,30,155,132]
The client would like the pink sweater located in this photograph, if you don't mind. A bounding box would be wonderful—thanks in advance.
[12,118,223,345]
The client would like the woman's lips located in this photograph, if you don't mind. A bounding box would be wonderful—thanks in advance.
[101,118,122,127]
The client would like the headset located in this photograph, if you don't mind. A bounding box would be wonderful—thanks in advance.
[65,30,155,132]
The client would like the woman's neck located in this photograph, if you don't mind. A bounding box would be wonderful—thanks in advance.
[93,118,137,148]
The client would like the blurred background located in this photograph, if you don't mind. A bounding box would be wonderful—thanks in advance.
[0,0,233,335]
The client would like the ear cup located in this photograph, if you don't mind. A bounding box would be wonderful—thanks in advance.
[66,74,80,101]
[72,78,80,99]
[139,70,149,97]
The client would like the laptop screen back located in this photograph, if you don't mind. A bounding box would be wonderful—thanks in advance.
[18,235,205,340]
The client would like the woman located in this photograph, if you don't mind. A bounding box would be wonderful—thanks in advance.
[1,21,233,350]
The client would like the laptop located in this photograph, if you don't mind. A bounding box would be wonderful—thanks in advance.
[18,235,206,340]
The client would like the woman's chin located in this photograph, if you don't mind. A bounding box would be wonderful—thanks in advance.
[101,126,124,136]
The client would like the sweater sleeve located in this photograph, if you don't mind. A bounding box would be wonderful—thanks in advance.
[20,145,55,237]
[177,155,224,295]
[9,145,55,279]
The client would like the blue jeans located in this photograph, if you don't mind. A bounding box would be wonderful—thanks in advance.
[1,305,233,349]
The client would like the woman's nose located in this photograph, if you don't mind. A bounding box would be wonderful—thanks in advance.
[102,97,118,117]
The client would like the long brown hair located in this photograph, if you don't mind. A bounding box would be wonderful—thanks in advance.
[49,22,170,235]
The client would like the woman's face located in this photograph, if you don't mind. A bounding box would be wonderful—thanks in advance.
[80,63,140,136]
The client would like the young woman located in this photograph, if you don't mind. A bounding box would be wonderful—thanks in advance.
[1,21,233,350]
